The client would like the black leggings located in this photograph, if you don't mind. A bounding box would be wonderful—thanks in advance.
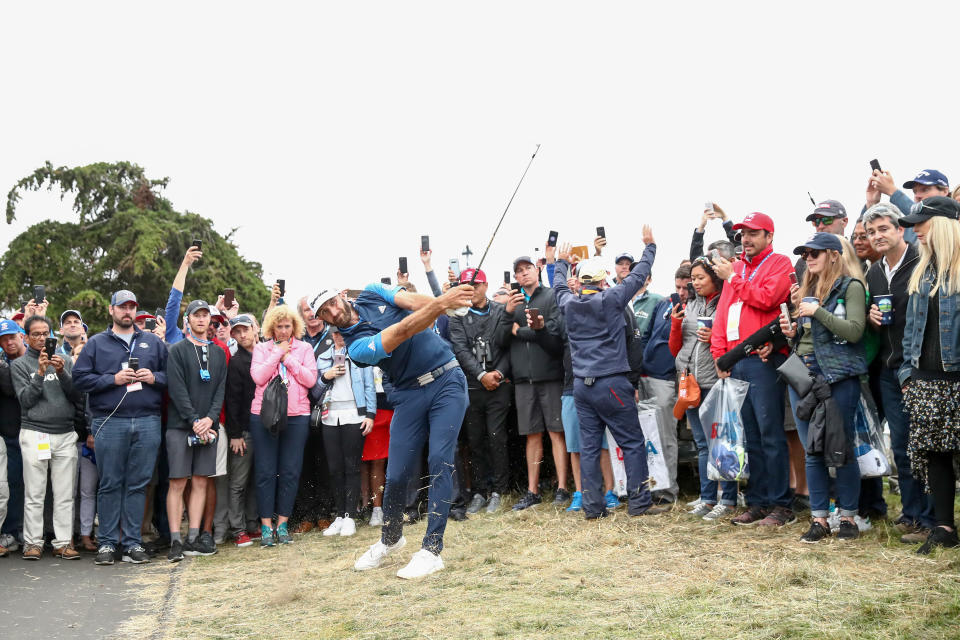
[927,452,957,528]
[322,424,365,518]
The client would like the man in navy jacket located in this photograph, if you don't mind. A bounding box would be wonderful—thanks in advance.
[74,290,168,565]
[553,226,666,519]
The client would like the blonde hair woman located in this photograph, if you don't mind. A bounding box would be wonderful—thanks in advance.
[897,197,960,554]
[249,305,318,546]
[781,232,867,543]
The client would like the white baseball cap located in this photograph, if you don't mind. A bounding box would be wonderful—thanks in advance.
[308,288,340,314]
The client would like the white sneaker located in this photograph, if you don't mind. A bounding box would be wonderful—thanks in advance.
[354,536,406,571]
[323,516,344,536]
[397,548,445,579]
[339,516,356,537]
[854,515,872,532]
[702,503,733,521]
[369,507,384,527]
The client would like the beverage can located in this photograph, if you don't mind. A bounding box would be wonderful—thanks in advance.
[875,294,894,326]
[801,297,819,328]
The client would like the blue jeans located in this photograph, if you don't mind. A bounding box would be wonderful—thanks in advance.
[249,413,309,519]
[1,434,24,539]
[687,407,738,506]
[574,374,652,516]
[731,354,791,509]
[92,415,162,550]
[380,367,468,554]
[877,367,935,528]
[789,374,861,517]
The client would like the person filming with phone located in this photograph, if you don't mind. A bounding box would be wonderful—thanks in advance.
[73,289,168,565]
[10,315,83,561]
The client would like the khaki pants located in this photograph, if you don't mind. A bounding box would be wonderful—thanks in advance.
[20,430,78,548]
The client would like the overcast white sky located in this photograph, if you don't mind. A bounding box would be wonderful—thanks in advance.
[2,2,958,308]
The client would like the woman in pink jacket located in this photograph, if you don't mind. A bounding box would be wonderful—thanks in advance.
[249,305,318,546]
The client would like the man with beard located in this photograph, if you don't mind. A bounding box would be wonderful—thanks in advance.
[73,290,168,565]
[711,214,796,529]
[313,282,472,579]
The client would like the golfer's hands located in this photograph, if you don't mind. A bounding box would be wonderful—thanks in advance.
[440,284,473,311]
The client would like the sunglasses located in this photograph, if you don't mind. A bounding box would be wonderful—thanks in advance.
[210,321,222,329]
[851,233,869,242]
[800,249,823,260]
[812,216,837,227]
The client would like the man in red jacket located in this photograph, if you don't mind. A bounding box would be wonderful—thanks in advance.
[710,212,796,528]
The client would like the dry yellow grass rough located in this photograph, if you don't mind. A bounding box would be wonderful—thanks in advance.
[119,501,960,640]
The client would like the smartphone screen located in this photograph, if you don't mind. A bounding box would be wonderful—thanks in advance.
[277,279,285,297]
[33,285,45,303]
[789,272,798,286]
[399,257,408,274]
[449,259,460,276]
[547,230,559,247]
[870,159,881,173]
[223,288,235,309]
[421,236,430,252]
[44,337,57,358]
[596,226,606,239]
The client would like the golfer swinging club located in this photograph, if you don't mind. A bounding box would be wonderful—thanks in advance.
[312,281,473,579]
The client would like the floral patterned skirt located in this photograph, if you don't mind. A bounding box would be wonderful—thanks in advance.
[903,379,960,491]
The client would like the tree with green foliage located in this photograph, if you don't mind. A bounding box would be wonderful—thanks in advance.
[2,161,270,333]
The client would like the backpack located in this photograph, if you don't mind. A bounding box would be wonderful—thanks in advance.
[623,306,644,386]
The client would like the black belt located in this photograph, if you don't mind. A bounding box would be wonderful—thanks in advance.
[414,360,460,387]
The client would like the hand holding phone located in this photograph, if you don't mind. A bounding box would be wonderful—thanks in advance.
[223,288,236,310]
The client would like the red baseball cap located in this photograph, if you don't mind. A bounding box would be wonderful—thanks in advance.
[732,212,775,233]
[458,268,487,284]
[135,312,156,322]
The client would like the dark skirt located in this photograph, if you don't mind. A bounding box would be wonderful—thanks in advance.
[903,379,960,491]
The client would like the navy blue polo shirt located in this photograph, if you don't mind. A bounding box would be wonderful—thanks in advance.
[339,283,456,389]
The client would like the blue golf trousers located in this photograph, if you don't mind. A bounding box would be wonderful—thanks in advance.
[574,374,652,517]
[380,367,468,554]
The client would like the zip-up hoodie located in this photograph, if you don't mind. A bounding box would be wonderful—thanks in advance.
[496,284,563,383]
[670,292,720,390]
[250,338,318,416]
[865,242,919,370]
[73,327,168,418]
[11,347,79,434]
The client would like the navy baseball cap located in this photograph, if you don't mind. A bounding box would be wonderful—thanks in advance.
[903,169,949,190]
[899,196,960,228]
[229,314,255,329]
[793,232,844,255]
[805,199,847,222]
[110,290,138,306]
[0,319,21,337]
[614,252,635,264]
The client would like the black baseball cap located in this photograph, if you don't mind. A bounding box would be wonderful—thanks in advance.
[899,196,960,228]
[185,299,211,317]
[805,199,847,222]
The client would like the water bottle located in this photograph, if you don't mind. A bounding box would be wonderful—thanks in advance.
[833,298,847,345]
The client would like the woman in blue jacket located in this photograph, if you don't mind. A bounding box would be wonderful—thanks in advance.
[897,197,960,554]
[312,330,376,538]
